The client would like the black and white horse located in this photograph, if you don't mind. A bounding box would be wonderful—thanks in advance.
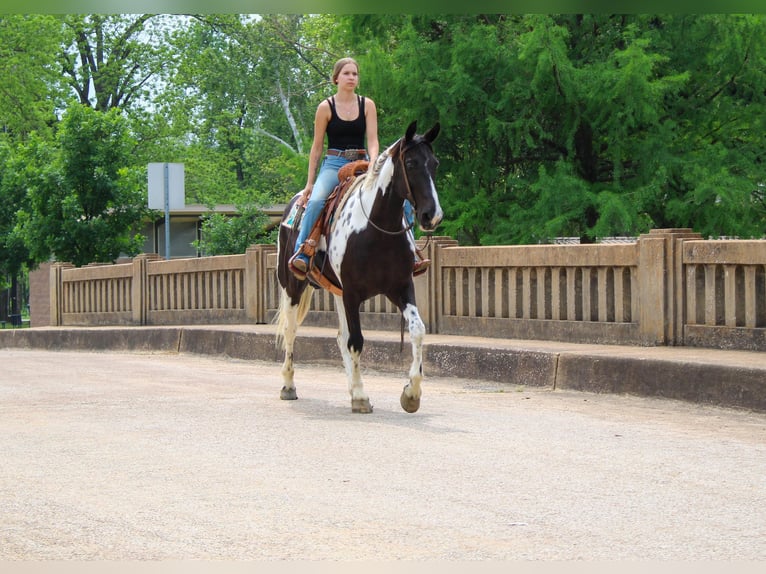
[275,121,442,413]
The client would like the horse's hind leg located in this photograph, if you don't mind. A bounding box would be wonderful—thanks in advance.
[400,302,426,413]
[277,289,299,400]
[335,295,372,413]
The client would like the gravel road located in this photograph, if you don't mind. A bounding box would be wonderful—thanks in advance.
[1,349,765,560]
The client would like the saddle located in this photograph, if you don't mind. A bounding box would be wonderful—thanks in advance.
[299,160,369,295]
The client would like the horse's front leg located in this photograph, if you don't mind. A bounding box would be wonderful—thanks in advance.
[400,302,426,413]
[334,294,372,413]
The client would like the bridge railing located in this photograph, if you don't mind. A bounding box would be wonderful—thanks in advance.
[680,239,766,350]
[42,229,766,351]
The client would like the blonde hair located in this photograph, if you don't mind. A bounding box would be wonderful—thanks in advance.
[331,57,359,85]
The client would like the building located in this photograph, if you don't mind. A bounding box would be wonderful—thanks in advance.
[139,203,286,259]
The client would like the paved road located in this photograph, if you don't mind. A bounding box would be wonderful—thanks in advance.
[1,348,765,560]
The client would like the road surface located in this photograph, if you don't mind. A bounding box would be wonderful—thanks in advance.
[1,348,765,560]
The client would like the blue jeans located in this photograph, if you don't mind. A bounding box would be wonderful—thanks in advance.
[404,199,414,228]
[295,154,353,255]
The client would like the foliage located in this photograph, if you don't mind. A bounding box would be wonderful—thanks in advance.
[193,202,276,256]
[59,14,176,113]
[161,14,326,204]
[338,14,766,243]
[16,105,149,266]
[0,136,32,278]
[0,15,65,140]
[2,13,766,285]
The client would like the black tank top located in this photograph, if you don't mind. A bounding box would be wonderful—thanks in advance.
[326,95,366,150]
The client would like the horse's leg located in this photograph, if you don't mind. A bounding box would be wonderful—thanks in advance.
[400,302,426,413]
[334,294,372,413]
[277,289,299,400]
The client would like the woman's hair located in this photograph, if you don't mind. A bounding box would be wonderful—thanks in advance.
[331,57,359,85]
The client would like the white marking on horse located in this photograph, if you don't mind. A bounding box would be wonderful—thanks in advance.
[401,302,426,410]
[334,294,371,411]
[329,149,396,279]
[428,175,444,228]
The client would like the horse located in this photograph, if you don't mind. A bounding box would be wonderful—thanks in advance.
[274,120,442,413]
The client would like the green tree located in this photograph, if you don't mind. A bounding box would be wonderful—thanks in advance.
[17,105,148,266]
[60,14,174,113]
[194,202,276,256]
[642,14,766,238]
[0,138,34,320]
[0,138,34,278]
[339,14,766,244]
[0,15,65,140]
[159,14,342,248]
[162,14,335,204]
[0,14,67,318]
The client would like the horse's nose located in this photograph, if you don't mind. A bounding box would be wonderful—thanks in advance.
[420,208,443,231]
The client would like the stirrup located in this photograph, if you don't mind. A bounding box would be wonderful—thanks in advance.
[413,258,431,277]
[289,252,309,281]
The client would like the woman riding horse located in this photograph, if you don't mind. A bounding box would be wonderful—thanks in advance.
[276,120,442,413]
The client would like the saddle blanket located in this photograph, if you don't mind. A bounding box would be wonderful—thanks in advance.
[282,201,304,230]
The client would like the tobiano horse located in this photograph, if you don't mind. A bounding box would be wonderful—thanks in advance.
[274,121,442,413]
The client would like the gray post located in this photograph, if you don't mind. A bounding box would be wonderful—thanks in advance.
[164,163,170,260]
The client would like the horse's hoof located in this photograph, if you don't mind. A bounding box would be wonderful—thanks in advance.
[400,390,421,413]
[280,386,298,400]
[351,398,373,413]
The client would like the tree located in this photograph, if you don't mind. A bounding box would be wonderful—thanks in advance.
[17,105,149,266]
[0,15,65,141]
[0,15,67,319]
[193,202,276,256]
[59,14,175,114]
[338,14,766,244]
[157,14,343,248]
[161,14,333,204]
[0,137,32,320]
[642,14,766,238]
[0,137,34,277]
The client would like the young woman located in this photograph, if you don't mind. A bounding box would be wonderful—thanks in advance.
[289,57,379,278]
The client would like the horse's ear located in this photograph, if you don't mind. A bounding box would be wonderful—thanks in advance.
[405,121,418,142]
[424,122,441,143]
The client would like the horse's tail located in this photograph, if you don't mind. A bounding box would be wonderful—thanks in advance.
[274,284,314,350]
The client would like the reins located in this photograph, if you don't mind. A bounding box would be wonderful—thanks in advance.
[359,203,414,235]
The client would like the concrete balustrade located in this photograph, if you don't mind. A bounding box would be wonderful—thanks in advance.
[31,229,766,351]
[682,239,766,350]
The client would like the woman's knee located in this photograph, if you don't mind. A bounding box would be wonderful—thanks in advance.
[306,195,328,210]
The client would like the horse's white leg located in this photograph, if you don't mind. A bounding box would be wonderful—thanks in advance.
[278,292,299,401]
[334,294,372,413]
[400,303,426,413]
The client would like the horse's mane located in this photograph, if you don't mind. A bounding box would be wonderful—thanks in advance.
[364,138,401,188]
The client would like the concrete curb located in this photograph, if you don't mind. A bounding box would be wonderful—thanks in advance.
[1,325,764,412]
[555,353,766,410]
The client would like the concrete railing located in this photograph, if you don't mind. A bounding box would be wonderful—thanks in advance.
[41,229,766,351]
[50,245,276,327]
[681,239,766,350]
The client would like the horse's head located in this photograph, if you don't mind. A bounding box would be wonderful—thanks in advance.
[392,121,443,232]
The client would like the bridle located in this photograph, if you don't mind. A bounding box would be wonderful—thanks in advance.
[396,141,420,213]
[359,139,429,236]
